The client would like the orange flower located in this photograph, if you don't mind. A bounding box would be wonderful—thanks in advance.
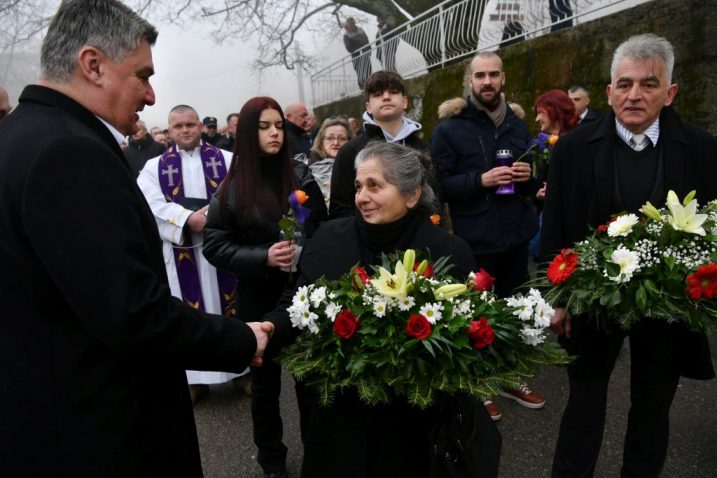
[430,214,441,225]
[294,189,309,205]
[548,135,559,146]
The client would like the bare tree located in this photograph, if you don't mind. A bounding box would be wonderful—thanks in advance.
[0,0,447,76]
[150,0,444,70]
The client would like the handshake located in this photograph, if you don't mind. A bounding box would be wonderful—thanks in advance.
[247,321,275,367]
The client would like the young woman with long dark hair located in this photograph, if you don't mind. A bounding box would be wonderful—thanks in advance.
[203,96,326,478]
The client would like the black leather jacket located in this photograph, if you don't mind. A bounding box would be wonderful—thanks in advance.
[203,165,327,278]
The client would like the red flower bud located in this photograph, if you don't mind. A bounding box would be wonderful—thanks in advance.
[352,266,371,290]
[471,268,495,291]
[413,262,435,278]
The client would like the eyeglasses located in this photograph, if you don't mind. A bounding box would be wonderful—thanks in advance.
[323,135,348,143]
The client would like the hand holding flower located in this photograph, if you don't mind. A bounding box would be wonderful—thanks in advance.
[267,241,296,268]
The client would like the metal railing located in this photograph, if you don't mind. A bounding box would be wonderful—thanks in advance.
[310,0,645,107]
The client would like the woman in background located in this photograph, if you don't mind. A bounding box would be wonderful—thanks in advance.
[307,117,352,209]
[533,89,579,201]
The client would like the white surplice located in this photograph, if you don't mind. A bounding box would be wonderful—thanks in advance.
[138,145,246,384]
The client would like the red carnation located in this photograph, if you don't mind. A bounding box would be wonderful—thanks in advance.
[686,264,717,301]
[352,266,371,290]
[406,314,432,340]
[334,309,360,339]
[467,317,495,349]
[470,268,495,291]
[547,249,579,285]
[413,262,435,278]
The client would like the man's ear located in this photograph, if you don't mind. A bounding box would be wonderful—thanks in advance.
[76,46,104,85]
[664,83,678,107]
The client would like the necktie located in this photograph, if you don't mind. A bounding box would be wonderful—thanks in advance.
[630,133,648,151]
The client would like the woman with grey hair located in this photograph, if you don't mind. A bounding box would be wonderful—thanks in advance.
[263,142,501,478]
[307,117,353,207]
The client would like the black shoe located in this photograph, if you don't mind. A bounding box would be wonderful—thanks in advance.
[265,468,288,478]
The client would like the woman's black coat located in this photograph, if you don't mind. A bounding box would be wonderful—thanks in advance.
[264,214,501,478]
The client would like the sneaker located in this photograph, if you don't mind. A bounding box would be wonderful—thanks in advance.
[483,400,502,421]
[499,383,545,409]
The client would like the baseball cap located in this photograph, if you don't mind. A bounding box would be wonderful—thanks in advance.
[203,116,218,127]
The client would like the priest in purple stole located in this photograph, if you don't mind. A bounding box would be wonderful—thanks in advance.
[138,104,245,390]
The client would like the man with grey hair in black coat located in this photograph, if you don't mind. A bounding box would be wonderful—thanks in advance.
[0,1,272,476]
[543,33,717,477]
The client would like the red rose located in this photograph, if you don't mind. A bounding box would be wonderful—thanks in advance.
[467,317,495,349]
[334,309,360,339]
[471,268,495,291]
[686,263,717,300]
[413,262,435,278]
[546,249,579,285]
[352,266,371,290]
[406,314,432,340]
[596,224,608,233]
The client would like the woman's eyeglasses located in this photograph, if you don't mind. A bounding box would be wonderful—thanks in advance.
[323,135,348,143]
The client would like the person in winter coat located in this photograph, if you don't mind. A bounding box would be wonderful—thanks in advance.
[343,17,372,89]
[305,116,353,209]
[375,15,399,71]
[330,70,439,219]
[203,96,327,478]
[124,119,166,177]
[432,52,543,420]
[264,142,502,478]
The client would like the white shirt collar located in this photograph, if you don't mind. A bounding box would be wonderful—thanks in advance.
[615,117,660,148]
[579,109,588,121]
[95,116,126,145]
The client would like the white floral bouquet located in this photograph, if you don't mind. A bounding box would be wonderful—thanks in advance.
[278,250,569,408]
[537,190,717,332]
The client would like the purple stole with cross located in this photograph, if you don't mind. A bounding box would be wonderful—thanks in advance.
[158,141,237,316]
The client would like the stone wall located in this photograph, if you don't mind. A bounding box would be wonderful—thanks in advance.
[315,0,717,142]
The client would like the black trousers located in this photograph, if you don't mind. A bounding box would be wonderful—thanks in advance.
[473,241,529,298]
[237,282,290,474]
[250,358,287,473]
[552,318,680,477]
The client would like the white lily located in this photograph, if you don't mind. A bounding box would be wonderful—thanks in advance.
[665,190,707,236]
[373,261,409,299]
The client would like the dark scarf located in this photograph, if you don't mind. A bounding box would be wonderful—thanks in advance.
[354,209,426,265]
